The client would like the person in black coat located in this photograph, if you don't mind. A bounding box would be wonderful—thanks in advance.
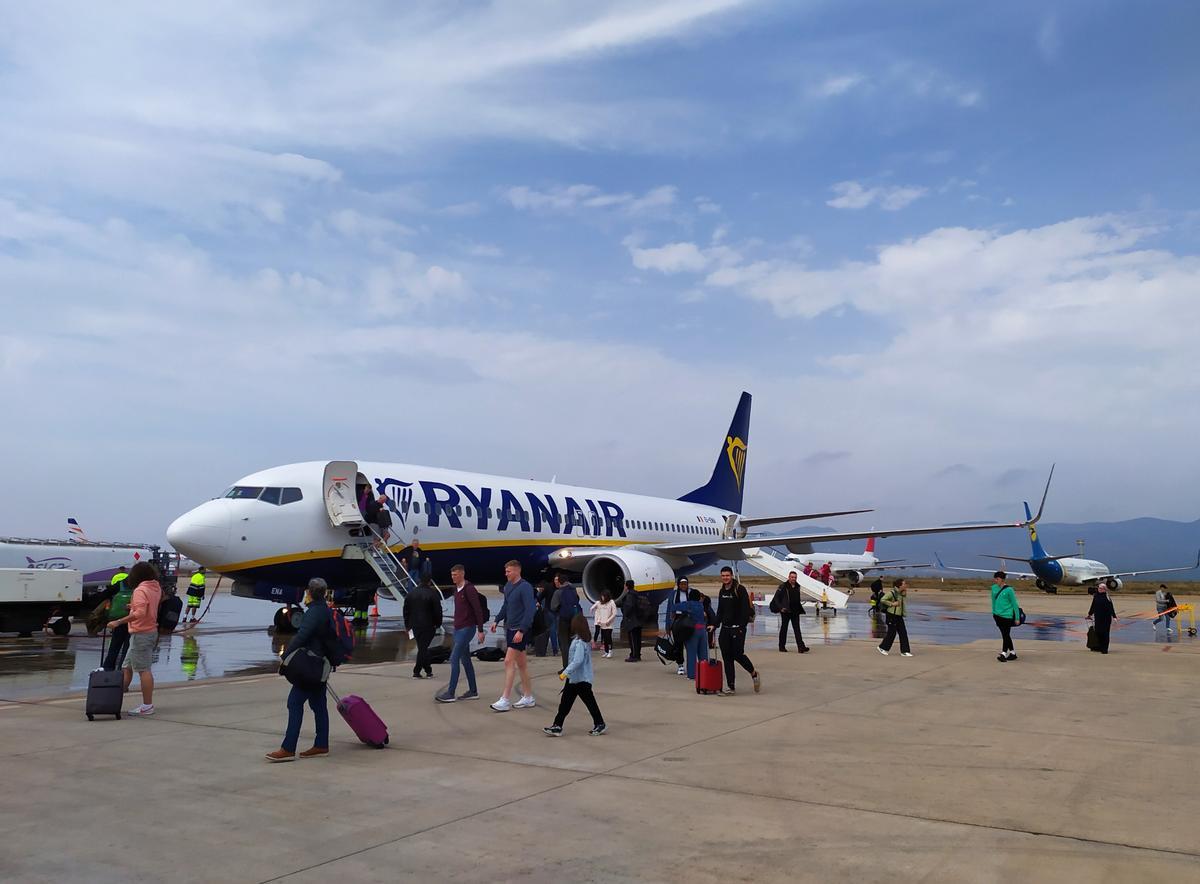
[267,578,334,762]
[1087,584,1117,654]
[772,571,809,653]
[620,580,643,662]
[404,582,444,678]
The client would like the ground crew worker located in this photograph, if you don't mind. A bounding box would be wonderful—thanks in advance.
[102,566,133,670]
[185,567,207,623]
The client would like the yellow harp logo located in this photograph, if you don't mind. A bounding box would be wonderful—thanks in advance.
[726,435,747,491]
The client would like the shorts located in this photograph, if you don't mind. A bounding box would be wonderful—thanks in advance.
[186,595,203,607]
[506,629,528,652]
[122,632,158,672]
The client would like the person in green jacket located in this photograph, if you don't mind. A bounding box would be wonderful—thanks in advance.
[990,571,1020,662]
[876,578,912,656]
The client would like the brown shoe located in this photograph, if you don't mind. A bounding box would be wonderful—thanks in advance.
[265,749,295,763]
[299,746,329,759]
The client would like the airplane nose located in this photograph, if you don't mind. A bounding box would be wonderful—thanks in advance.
[166,501,232,566]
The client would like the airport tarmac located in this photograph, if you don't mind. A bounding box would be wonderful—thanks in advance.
[2,590,1199,882]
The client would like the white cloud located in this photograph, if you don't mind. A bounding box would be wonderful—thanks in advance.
[810,73,866,98]
[505,183,677,215]
[827,180,928,211]
[629,241,710,273]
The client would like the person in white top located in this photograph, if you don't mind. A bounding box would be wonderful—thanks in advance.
[591,590,618,658]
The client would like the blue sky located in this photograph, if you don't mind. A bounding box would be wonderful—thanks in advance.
[2,1,1199,541]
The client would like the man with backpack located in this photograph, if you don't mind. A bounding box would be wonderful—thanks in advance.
[267,578,336,762]
[1153,584,1177,634]
[403,578,444,679]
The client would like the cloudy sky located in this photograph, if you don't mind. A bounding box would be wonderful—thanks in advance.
[3,1,1199,543]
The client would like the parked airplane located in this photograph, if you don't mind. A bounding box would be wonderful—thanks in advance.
[937,468,1200,592]
[782,537,928,586]
[167,392,1027,629]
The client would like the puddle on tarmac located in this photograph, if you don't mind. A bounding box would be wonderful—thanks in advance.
[0,596,1189,700]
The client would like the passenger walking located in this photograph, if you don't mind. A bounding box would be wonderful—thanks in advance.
[102,567,133,671]
[819,562,833,586]
[543,614,606,737]
[665,578,693,675]
[773,571,809,653]
[1152,584,1177,633]
[553,572,580,669]
[106,562,163,716]
[266,578,333,761]
[592,590,617,658]
[403,578,443,679]
[620,580,644,662]
[1087,584,1117,654]
[877,578,912,657]
[490,560,536,711]
[373,494,392,549]
[184,567,206,624]
[716,566,761,693]
[436,565,486,702]
[990,571,1020,661]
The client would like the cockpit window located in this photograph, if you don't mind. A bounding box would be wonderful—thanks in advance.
[223,485,303,505]
[259,487,282,505]
[280,487,303,505]
[225,486,264,499]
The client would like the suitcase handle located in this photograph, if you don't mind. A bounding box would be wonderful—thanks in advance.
[326,682,341,705]
[100,625,107,664]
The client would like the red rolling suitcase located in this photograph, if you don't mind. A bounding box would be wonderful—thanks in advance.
[328,684,389,748]
[696,655,723,695]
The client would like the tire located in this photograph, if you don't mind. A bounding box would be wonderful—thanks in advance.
[87,713,94,721]
[273,607,300,633]
[115,713,121,720]
[290,608,304,630]
[51,617,72,637]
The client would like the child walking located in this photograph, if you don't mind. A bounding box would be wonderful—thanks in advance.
[544,614,607,737]
[591,590,617,658]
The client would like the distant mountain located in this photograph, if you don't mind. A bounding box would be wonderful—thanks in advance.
[731,517,1200,581]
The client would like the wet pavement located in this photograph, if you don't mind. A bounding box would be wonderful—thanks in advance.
[0,595,1190,700]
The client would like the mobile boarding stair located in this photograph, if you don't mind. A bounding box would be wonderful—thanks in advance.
[342,532,414,602]
[740,546,851,612]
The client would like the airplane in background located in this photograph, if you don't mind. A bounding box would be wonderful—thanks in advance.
[167,392,1029,629]
[936,467,1200,592]
[780,537,929,587]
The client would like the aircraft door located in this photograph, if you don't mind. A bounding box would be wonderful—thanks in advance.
[324,461,365,527]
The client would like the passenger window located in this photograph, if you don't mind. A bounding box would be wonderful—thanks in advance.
[280,487,303,505]
[466,506,473,518]
[413,502,421,514]
[259,487,282,505]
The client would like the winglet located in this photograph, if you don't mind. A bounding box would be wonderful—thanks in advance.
[1024,464,1055,526]
[934,551,946,569]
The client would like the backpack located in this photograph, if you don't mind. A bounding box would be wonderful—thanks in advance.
[476,590,490,623]
[769,588,784,614]
[326,607,355,667]
[549,588,562,614]
[157,595,182,633]
[109,584,133,620]
[635,591,653,619]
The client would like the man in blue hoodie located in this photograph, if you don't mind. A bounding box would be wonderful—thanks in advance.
[490,560,536,712]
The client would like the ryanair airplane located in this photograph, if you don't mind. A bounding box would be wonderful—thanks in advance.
[167,392,1022,625]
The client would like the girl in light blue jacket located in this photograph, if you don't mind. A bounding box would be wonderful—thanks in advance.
[544,614,606,737]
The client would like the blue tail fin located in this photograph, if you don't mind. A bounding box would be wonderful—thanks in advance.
[1024,501,1051,560]
[679,392,751,513]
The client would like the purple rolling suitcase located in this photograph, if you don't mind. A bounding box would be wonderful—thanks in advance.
[328,684,388,748]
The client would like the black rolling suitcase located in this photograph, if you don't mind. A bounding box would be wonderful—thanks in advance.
[86,629,124,721]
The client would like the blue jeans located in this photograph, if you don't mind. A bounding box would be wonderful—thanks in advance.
[447,626,477,695]
[282,684,329,752]
[684,628,708,679]
[548,621,560,653]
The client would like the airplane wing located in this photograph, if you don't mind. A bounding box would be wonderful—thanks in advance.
[1103,549,1200,580]
[649,520,1024,558]
[863,562,933,572]
[738,509,871,528]
[934,553,1034,580]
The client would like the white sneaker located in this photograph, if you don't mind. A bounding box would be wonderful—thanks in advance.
[603,651,612,658]
[129,704,155,716]
[514,695,536,709]
[877,647,888,656]
[901,652,914,657]
[490,697,512,712]
[677,665,686,675]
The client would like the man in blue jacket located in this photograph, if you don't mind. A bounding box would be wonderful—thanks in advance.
[553,571,580,669]
[490,560,536,712]
[266,578,333,762]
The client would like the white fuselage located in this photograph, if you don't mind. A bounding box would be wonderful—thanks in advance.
[785,551,878,575]
[1048,557,1111,585]
[168,460,734,604]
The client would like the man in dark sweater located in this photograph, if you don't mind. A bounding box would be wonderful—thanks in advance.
[716,566,761,694]
[436,564,486,702]
[553,571,580,669]
[490,560,536,712]
[773,571,809,653]
[403,580,444,678]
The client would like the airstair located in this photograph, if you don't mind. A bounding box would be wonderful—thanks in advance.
[741,546,851,609]
[342,532,414,602]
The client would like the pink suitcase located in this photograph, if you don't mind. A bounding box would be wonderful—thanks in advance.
[327,684,389,748]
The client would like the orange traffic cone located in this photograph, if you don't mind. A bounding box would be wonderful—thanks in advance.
[369,593,380,618]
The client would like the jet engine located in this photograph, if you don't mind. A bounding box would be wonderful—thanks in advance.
[1104,577,1123,591]
[581,550,676,603]
[843,570,864,587]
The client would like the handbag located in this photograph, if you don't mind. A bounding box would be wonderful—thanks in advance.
[281,647,331,689]
[1017,608,1026,626]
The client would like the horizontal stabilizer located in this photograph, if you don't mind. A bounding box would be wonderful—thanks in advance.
[739,509,872,529]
